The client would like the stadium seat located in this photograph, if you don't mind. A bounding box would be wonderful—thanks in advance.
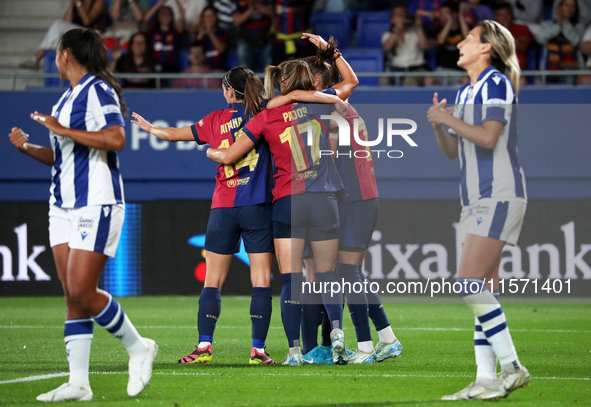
[309,12,354,48]
[355,11,391,48]
[341,48,383,86]
[44,49,61,87]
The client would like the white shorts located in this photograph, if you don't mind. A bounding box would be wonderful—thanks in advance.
[49,204,125,257]
[458,199,526,246]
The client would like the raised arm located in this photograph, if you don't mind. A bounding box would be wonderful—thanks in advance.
[32,111,126,151]
[302,33,359,101]
[9,127,54,166]
[206,134,255,165]
[131,112,194,141]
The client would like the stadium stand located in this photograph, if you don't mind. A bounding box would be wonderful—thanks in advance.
[309,12,354,49]
[340,47,384,86]
[355,10,390,48]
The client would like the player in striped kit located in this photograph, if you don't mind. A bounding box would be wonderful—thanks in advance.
[132,66,344,365]
[8,28,157,401]
[427,20,530,400]
[207,52,354,366]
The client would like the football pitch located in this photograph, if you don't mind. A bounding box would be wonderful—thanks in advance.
[0,296,589,406]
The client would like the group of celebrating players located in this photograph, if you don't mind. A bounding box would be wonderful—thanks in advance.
[10,16,530,402]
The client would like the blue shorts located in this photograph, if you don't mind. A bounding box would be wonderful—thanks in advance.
[205,204,273,255]
[272,193,339,241]
[338,199,379,250]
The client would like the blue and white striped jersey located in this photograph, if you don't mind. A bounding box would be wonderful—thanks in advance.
[49,73,126,208]
[448,66,527,207]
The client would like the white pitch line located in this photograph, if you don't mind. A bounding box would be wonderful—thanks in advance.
[0,373,68,384]
[1,325,589,334]
[1,371,588,385]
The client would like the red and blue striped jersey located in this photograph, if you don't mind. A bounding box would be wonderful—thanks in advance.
[243,102,342,202]
[191,102,272,208]
[334,104,379,203]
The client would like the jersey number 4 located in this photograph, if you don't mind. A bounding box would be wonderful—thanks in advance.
[219,129,259,178]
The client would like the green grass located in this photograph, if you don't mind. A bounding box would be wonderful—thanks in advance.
[0,296,590,406]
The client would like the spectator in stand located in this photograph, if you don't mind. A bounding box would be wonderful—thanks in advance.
[272,0,316,65]
[433,1,469,84]
[460,0,493,27]
[168,0,208,34]
[20,0,108,70]
[552,0,590,26]
[577,24,591,83]
[529,0,585,82]
[233,0,274,72]
[382,5,435,85]
[145,1,186,73]
[104,0,149,51]
[409,0,443,30]
[211,0,238,34]
[509,0,543,23]
[173,40,223,88]
[494,3,535,85]
[194,6,230,70]
[111,32,157,88]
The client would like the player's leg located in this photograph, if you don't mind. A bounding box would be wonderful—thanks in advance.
[239,204,276,364]
[185,251,233,364]
[36,240,95,402]
[275,236,305,365]
[248,252,275,364]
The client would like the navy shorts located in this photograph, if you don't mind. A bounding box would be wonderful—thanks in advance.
[272,193,339,241]
[205,204,273,255]
[339,199,379,250]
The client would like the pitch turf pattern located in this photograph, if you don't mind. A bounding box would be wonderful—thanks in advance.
[0,297,590,406]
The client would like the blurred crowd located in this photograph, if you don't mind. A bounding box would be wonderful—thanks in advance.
[20,0,591,87]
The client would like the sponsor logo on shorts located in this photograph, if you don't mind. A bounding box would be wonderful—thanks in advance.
[103,206,111,218]
[80,231,88,240]
[477,217,483,226]
[77,218,95,229]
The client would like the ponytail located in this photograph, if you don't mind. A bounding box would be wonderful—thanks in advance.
[477,20,521,95]
[59,28,128,115]
[264,64,282,99]
[223,66,264,120]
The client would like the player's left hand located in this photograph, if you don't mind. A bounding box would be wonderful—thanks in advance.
[30,111,65,135]
[131,112,154,133]
[302,33,327,51]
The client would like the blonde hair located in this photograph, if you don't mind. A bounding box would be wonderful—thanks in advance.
[263,60,316,99]
[477,20,521,95]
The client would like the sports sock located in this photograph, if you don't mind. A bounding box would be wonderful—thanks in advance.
[459,279,522,374]
[64,318,93,387]
[93,294,146,356]
[197,287,221,344]
[300,291,324,354]
[314,270,343,330]
[320,311,332,347]
[336,263,372,342]
[250,287,272,349]
[377,326,396,344]
[363,271,391,332]
[280,273,302,348]
[475,291,499,385]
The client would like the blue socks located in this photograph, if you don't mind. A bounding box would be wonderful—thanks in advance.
[314,270,343,330]
[198,287,221,343]
[250,287,272,349]
[280,273,303,348]
[301,291,324,354]
[336,263,372,342]
[364,272,390,331]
